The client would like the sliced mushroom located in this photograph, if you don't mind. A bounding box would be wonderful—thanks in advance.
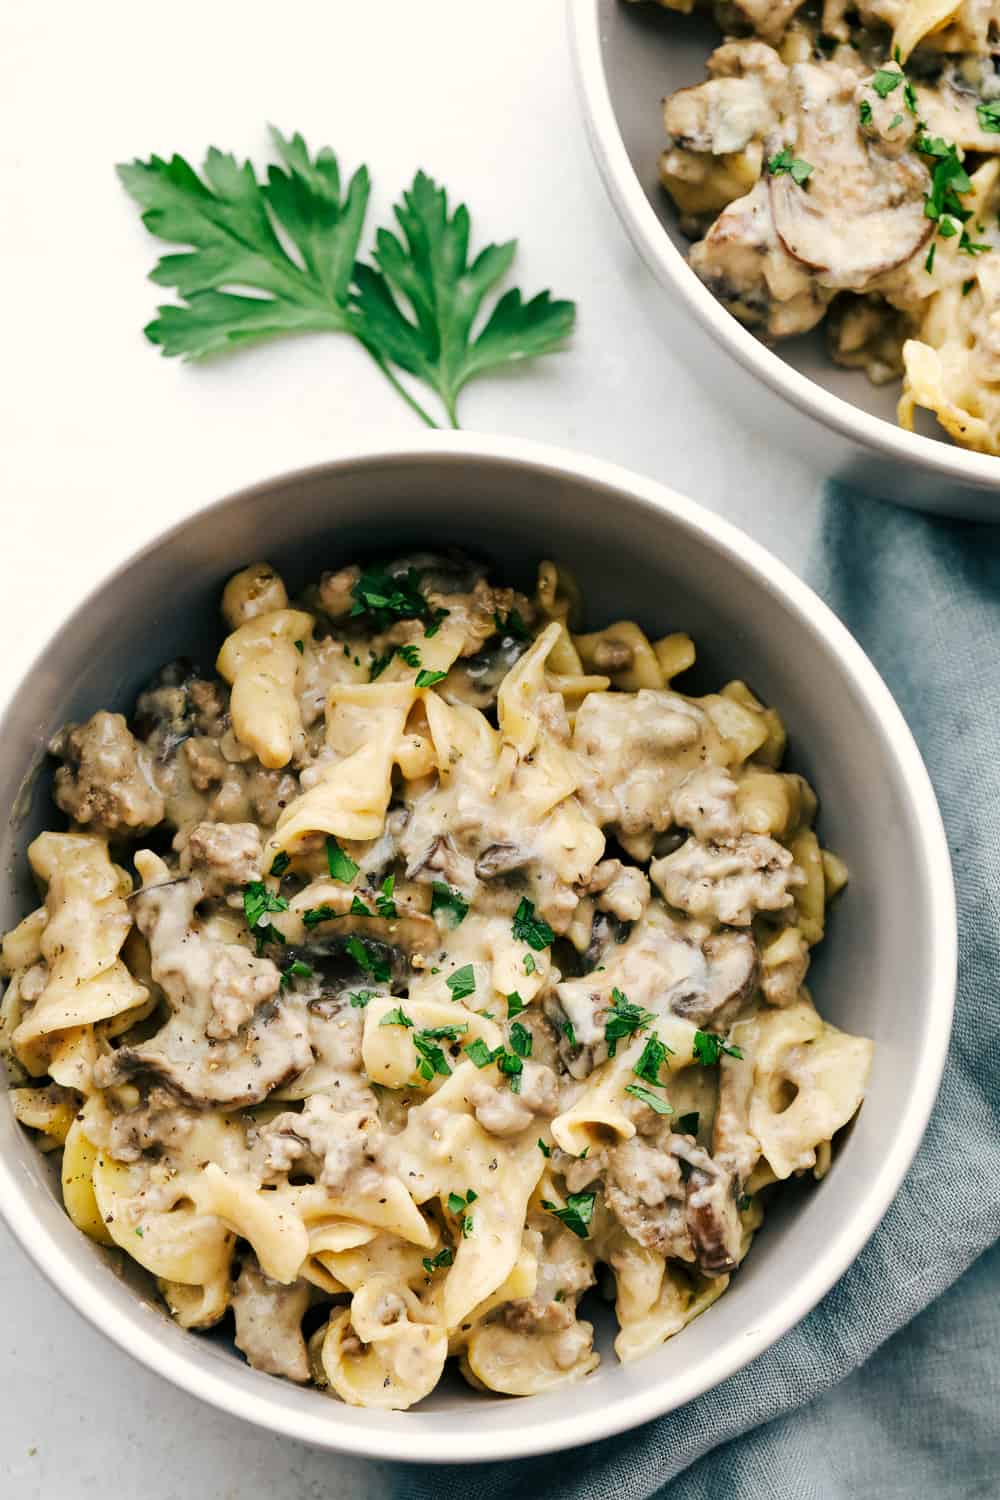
[669,930,758,1028]
[232,1256,311,1382]
[768,64,931,287]
[670,1135,743,1275]
[474,842,532,880]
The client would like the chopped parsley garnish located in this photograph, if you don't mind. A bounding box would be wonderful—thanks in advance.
[464,1038,494,1067]
[959,230,990,255]
[512,897,554,951]
[537,1138,552,1157]
[562,1019,578,1049]
[462,1038,524,1091]
[506,992,525,1019]
[269,851,290,877]
[624,1083,674,1115]
[301,904,336,929]
[494,607,530,641]
[422,1247,454,1275]
[977,100,1000,133]
[633,1034,673,1086]
[767,147,813,187]
[963,278,976,295]
[447,1188,477,1236]
[888,112,904,131]
[280,958,314,989]
[446,964,476,1001]
[346,934,391,982]
[509,1020,533,1058]
[243,881,289,954]
[677,1111,700,1136]
[692,1030,744,1067]
[904,79,919,115]
[397,643,422,668]
[349,989,377,1008]
[524,953,536,975]
[413,1024,467,1080]
[603,988,655,1058]
[541,1192,596,1240]
[925,242,936,274]
[431,882,469,926]
[369,642,423,680]
[859,100,873,127]
[415,668,448,688]
[739,1194,752,1212]
[376,874,397,918]
[293,639,304,655]
[350,894,374,916]
[918,136,973,224]
[351,567,437,630]
[379,1006,414,1028]
[326,837,359,883]
[872,67,903,99]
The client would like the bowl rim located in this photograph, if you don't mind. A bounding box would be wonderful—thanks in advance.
[567,0,1000,493]
[0,433,957,1462]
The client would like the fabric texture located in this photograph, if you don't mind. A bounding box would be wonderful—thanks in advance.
[382,486,1000,1499]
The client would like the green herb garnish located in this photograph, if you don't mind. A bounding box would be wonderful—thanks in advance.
[872,67,904,99]
[977,100,1000,133]
[269,851,290,877]
[446,964,476,1001]
[859,100,873,126]
[431,882,469,926]
[512,897,554,950]
[422,1247,454,1275]
[692,1030,744,1067]
[633,1034,673,1086]
[346,935,391,982]
[603,988,654,1058]
[118,133,575,430]
[376,875,397,919]
[624,1083,674,1115]
[537,1138,552,1157]
[413,1024,467,1080]
[349,989,377,1008]
[541,1192,596,1240]
[767,147,813,186]
[327,837,359,883]
[509,1020,533,1058]
[301,904,336,929]
[415,668,448,688]
[280,958,314,989]
[506,992,525,1019]
[379,1006,414,1028]
[242,881,289,954]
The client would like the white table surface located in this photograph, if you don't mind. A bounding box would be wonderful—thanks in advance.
[0,1,830,1494]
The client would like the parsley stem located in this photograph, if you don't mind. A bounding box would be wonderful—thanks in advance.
[361,342,440,428]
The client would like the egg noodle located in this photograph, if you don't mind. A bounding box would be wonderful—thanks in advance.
[0,553,872,1407]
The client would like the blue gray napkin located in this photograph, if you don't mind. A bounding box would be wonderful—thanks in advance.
[383,485,1000,1499]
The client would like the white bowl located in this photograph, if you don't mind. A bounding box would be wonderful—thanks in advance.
[0,435,956,1460]
[568,0,1000,520]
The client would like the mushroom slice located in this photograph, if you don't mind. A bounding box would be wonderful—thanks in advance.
[670,1136,743,1276]
[768,64,931,287]
[670,930,758,1028]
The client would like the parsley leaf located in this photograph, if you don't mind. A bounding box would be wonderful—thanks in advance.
[327,837,359,883]
[351,566,438,630]
[413,1024,466,1080]
[633,1034,673,1086]
[537,1138,552,1157]
[301,904,336,929]
[767,147,814,186]
[512,897,554,951]
[269,851,290,877]
[279,958,314,989]
[376,875,397,919]
[350,895,374,916]
[524,953,536,976]
[977,100,1000,133]
[415,669,448,688]
[422,1247,454,1275]
[872,67,903,99]
[603,988,655,1058]
[119,135,576,429]
[242,881,289,954]
[541,1192,596,1240]
[349,989,377,1008]
[379,1006,414,1028]
[625,1083,673,1115]
[506,992,525,1019]
[352,171,575,428]
[859,100,873,127]
[509,1020,533,1058]
[431,882,469,926]
[346,935,391,982]
[692,1030,744,1066]
[562,1019,578,1050]
[494,607,530,641]
[464,1038,494,1068]
[447,1188,477,1236]
[446,964,476,1001]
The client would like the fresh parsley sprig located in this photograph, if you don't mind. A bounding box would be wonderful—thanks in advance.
[118,129,576,429]
[541,1192,596,1240]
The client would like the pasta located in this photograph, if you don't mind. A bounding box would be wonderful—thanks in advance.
[640,0,1000,453]
[0,551,872,1407]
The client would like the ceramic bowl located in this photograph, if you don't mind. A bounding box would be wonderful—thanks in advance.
[568,0,1000,519]
[0,436,956,1459]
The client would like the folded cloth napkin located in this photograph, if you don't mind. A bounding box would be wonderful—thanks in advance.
[384,485,1000,1500]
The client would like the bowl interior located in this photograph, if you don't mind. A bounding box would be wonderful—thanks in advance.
[596,1,926,429]
[0,446,951,1459]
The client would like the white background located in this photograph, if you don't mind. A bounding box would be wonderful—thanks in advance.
[0,2,829,1495]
